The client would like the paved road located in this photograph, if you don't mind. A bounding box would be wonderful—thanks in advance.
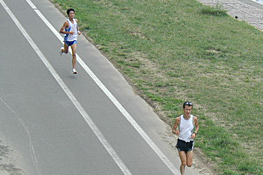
[0,0,202,174]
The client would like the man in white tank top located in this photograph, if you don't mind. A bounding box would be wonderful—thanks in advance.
[172,101,199,175]
[59,8,81,74]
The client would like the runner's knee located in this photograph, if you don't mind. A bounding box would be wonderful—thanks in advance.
[63,48,68,54]
[181,161,187,166]
[187,164,192,167]
[187,162,193,167]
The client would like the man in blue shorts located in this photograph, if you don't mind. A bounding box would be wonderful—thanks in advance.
[59,8,81,74]
[172,101,199,175]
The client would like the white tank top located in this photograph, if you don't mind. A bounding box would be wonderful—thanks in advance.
[64,19,78,41]
[179,115,194,142]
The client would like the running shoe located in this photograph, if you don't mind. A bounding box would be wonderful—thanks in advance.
[59,47,64,56]
[72,69,78,74]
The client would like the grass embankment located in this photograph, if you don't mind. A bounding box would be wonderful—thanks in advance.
[52,0,263,174]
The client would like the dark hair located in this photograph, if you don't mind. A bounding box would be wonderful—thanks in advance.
[67,8,75,15]
[183,101,193,108]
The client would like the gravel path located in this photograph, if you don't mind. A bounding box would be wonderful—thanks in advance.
[198,0,263,31]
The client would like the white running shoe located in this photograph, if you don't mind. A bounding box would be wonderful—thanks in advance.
[72,69,78,74]
[59,47,64,56]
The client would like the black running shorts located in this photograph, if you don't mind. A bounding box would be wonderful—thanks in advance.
[176,139,194,152]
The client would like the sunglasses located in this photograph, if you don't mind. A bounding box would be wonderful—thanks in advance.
[185,101,193,106]
[183,101,193,108]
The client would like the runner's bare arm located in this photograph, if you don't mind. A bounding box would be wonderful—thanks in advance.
[172,117,181,135]
[75,19,82,35]
[194,117,199,134]
[191,117,199,139]
[59,21,74,35]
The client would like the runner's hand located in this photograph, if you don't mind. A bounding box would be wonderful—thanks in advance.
[191,133,196,139]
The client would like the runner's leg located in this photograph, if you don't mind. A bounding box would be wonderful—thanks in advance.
[186,151,194,167]
[178,151,187,175]
[71,43,77,69]
[63,42,69,54]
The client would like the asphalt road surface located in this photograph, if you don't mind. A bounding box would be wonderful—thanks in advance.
[0,0,200,174]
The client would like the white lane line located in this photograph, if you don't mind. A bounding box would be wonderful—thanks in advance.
[25,0,179,174]
[0,1,132,175]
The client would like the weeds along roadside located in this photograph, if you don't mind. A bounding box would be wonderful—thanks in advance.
[52,0,263,174]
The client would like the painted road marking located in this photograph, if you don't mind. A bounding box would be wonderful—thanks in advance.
[25,0,180,174]
[0,0,132,174]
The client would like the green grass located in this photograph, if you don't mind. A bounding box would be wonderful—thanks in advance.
[52,0,263,174]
